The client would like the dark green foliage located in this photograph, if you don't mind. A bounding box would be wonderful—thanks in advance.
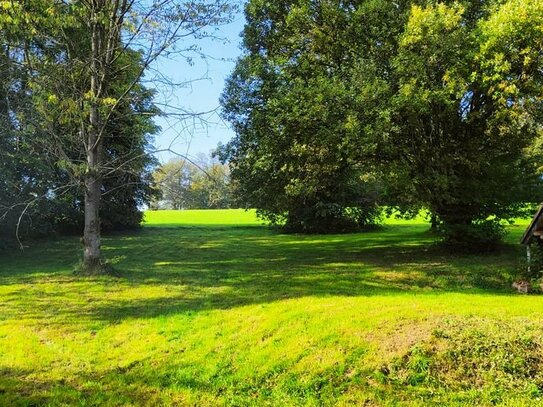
[220,0,383,233]
[0,40,60,245]
[280,204,381,234]
[0,40,159,246]
[223,0,543,244]
[437,220,507,252]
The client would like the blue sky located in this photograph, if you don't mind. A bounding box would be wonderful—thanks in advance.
[151,11,246,163]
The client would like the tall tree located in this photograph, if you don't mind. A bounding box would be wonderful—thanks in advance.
[221,0,383,233]
[0,9,63,246]
[0,42,160,244]
[0,0,233,271]
[384,0,543,247]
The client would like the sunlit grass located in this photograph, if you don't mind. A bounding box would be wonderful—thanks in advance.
[0,210,540,406]
[143,209,261,226]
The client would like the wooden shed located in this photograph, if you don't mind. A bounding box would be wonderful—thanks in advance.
[521,204,543,246]
[521,204,543,271]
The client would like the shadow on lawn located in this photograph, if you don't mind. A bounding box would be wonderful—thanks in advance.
[0,224,523,323]
[0,365,211,406]
[0,223,530,406]
[93,257,518,323]
[0,358,293,406]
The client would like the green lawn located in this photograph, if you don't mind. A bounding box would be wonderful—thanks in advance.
[1,210,542,406]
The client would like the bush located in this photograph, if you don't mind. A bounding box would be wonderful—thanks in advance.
[437,219,506,252]
[282,203,382,234]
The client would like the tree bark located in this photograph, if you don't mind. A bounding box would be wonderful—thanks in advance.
[82,3,105,272]
[83,167,102,270]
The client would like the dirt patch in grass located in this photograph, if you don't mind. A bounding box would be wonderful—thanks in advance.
[367,317,439,360]
[380,317,543,404]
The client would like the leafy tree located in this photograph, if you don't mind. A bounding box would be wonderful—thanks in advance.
[384,0,543,248]
[0,0,233,271]
[152,159,200,210]
[221,0,383,233]
[50,75,161,235]
[0,15,159,247]
[0,16,63,246]
[222,0,543,244]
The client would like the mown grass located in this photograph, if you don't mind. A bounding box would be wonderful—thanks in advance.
[0,210,542,406]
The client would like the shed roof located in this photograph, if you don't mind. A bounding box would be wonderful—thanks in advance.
[521,203,543,245]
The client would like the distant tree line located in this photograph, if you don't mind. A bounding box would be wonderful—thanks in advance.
[220,0,543,248]
[151,154,233,210]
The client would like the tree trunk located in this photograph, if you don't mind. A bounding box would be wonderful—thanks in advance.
[83,168,102,271]
[82,5,105,273]
[82,95,103,272]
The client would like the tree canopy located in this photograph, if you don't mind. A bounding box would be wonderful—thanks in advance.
[221,0,543,246]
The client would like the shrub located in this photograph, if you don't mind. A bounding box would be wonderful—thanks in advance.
[437,219,506,252]
[281,203,382,234]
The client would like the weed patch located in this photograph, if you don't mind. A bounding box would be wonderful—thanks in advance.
[384,318,543,404]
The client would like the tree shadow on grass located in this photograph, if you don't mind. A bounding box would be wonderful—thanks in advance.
[0,224,524,324]
[1,358,319,406]
[0,365,217,406]
[0,224,530,406]
[89,254,520,323]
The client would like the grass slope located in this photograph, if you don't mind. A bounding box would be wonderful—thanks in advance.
[0,210,542,406]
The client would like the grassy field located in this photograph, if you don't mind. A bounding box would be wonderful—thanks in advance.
[1,210,543,406]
